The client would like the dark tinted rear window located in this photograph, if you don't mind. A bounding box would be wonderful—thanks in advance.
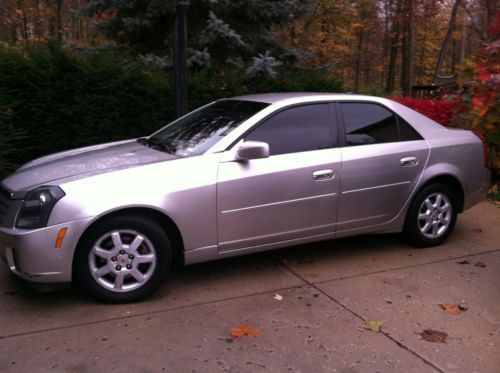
[341,103,399,145]
[341,102,423,145]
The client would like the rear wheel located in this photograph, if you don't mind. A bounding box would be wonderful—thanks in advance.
[404,183,458,247]
[74,215,171,303]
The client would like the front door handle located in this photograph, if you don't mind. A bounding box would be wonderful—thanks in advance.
[400,157,419,167]
[312,169,334,181]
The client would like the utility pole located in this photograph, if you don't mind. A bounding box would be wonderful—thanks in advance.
[173,0,189,117]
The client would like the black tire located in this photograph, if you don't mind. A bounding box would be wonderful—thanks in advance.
[404,183,458,247]
[74,215,171,303]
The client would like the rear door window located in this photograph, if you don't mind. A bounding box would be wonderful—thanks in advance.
[340,102,422,146]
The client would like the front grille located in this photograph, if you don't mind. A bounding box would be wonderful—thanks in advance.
[0,186,21,228]
[0,185,10,199]
[0,195,9,226]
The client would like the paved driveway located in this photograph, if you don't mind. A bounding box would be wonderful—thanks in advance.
[1,202,499,372]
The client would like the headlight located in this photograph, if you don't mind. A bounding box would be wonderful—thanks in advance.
[16,186,65,229]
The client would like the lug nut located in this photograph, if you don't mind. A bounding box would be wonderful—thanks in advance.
[128,254,134,260]
[119,250,125,254]
[111,256,117,262]
[126,264,132,269]
[115,265,121,271]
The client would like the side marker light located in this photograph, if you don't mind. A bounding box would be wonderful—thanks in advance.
[55,227,68,249]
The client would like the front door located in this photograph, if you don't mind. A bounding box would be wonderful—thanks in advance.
[217,103,341,252]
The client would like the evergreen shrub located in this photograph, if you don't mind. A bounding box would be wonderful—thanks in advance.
[0,44,342,176]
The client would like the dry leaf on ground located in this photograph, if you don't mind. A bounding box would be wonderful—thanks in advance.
[274,293,283,301]
[231,324,259,338]
[475,261,486,268]
[440,304,460,315]
[472,228,483,233]
[456,260,470,265]
[363,320,382,333]
[419,329,448,343]
[440,303,468,315]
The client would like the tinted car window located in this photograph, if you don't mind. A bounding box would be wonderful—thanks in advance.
[398,116,423,141]
[148,100,269,157]
[245,104,331,156]
[341,103,399,146]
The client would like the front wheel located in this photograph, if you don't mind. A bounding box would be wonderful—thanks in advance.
[74,215,171,303]
[404,183,458,247]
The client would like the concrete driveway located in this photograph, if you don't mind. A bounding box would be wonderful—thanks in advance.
[0,201,499,372]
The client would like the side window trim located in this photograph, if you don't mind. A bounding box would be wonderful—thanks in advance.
[335,102,347,147]
[227,101,338,153]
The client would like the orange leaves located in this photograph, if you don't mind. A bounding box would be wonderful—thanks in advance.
[440,303,468,315]
[231,324,259,338]
[472,91,497,117]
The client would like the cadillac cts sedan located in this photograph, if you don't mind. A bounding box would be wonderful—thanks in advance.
[0,93,490,302]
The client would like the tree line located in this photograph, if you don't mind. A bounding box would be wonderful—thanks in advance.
[0,0,496,94]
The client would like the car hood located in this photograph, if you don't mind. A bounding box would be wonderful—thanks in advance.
[1,139,178,198]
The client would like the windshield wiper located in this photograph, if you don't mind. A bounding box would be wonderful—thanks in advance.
[137,137,177,154]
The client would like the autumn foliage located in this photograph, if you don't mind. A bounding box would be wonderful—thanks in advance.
[391,97,455,126]
[392,13,499,171]
[449,13,500,170]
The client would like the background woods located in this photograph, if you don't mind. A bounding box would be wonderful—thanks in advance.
[0,0,498,176]
[1,0,495,91]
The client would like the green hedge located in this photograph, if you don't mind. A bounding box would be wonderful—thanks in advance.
[0,44,342,178]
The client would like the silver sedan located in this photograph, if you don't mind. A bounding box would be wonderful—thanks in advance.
[0,93,491,302]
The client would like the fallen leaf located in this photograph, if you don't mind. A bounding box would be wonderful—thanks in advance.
[298,257,314,264]
[419,329,448,343]
[363,320,382,333]
[472,228,483,233]
[475,261,486,268]
[274,293,283,301]
[231,324,259,338]
[440,304,461,315]
[456,260,470,265]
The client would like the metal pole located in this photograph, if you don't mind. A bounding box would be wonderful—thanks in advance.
[174,0,189,117]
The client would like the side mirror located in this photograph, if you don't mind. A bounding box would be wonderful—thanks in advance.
[236,141,270,161]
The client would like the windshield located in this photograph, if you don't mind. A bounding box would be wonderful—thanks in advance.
[145,100,269,157]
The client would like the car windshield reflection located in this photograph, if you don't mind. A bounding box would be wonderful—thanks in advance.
[144,100,269,157]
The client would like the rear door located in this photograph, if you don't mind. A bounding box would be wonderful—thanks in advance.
[217,103,341,252]
[337,102,429,232]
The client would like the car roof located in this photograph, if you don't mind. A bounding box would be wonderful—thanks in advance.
[229,92,381,104]
[225,92,456,140]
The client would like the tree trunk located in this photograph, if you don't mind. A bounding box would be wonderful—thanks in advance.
[34,0,43,40]
[354,29,364,92]
[21,8,29,42]
[382,0,393,85]
[401,0,414,96]
[56,0,64,44]
[386,0,402,94]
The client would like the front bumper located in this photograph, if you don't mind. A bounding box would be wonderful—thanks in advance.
[0,217,93,283]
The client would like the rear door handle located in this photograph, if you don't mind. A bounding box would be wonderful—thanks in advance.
[400,156,419,167]
[312,169,334,181]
